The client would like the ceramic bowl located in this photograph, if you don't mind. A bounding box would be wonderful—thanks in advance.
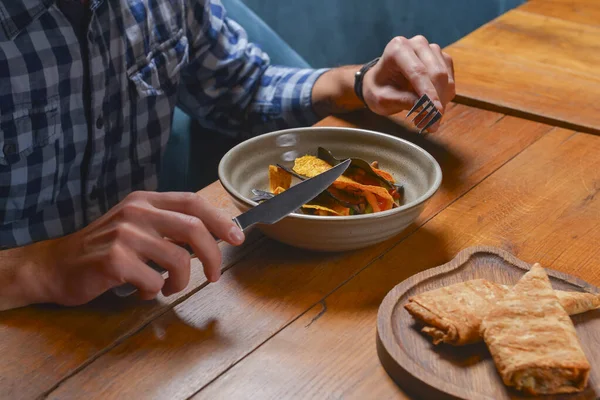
[218,127,442,252]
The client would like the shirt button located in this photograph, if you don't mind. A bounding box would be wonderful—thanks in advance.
[3,142,16,157]
[96,115,104,129]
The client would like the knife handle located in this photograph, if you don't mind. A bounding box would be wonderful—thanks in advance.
[111,218,241,298]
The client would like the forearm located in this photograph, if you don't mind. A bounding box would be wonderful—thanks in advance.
[182,0,332,136]
[311,65,364,117]
[180,66,329,136]
[0,243,49,311]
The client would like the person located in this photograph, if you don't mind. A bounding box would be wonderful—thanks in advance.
[0,0,455,311]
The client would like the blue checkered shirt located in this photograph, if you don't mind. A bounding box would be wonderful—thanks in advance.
[0,0,327,248]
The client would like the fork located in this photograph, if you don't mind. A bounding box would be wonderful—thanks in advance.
[406,94,442,134]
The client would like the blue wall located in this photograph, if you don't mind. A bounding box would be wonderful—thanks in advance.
[239,0,526,67]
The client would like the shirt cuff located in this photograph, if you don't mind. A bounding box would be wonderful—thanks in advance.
[249,67,330,134]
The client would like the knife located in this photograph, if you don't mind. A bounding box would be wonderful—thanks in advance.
[112,158,351,297]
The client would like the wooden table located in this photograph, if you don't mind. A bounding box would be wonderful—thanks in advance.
[2,102,600,399]
[4,2,600,398]
[445,0,600,134]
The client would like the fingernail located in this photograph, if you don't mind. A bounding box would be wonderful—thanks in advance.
[229,226,245,244]
[209,269,221,282]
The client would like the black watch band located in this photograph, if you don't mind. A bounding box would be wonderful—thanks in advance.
[354,57,380,109]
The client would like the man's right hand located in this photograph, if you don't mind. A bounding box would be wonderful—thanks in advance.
[10,191,245,309]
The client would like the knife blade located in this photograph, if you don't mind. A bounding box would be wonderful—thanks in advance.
[112,158,351,297]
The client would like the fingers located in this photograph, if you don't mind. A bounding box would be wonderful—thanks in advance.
[145,192,244,283]
[443,52,456,103]
[370,35,455,127]
[364,80,419,114]
[429,43,456,105]
[60,191,245,306]
[412,40,448,112]
[123,230,192,296]
[109,191,246,293]
[153,210,223,283]
[387,36,444,113]
[148,192,245,246]
[126,197,225,282]
[112,245,165,300]
[412,41,451,132]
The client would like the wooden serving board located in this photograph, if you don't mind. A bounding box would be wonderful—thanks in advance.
[376,246,600,400]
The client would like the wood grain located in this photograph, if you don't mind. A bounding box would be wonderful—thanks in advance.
[44,107,553,399]
[377,246,600,400]
[445,9,600,134]
[520,0,600,28]
[447,46,600,134]
[0,183,265,400]
[197,128,600,399]
[458,10,600,77]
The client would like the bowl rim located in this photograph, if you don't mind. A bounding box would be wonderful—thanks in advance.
[217,126,442,222]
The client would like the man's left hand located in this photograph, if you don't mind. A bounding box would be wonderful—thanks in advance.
[312,35,455,133]
[362,35,455,132]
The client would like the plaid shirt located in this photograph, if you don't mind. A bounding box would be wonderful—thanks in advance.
[0,0,326,248]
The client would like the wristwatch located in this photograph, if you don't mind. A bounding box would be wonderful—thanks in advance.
[354,57,380,109]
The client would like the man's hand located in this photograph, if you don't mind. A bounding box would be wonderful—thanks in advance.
[1,191,245,310]
[362,36,455,131]
[312,35,455,132]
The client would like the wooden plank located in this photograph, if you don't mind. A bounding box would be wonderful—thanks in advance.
[197,128,600,399]
[45,107,554,399]
[458,10,600,77]
[445,9,600,134]
[447,46,600,134]
[520,0,600,28]
[0,182,266,400]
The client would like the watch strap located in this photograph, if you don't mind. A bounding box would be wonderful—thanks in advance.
[354,57,380,109]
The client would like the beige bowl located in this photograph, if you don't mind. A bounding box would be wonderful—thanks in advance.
[218,127,442,252]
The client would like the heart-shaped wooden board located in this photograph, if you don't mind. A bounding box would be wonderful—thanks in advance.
[377,246,600,400]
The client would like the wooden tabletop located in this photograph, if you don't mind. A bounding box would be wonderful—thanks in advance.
[3,102,600,399]
[4,3,600,398]
[445,0,600,135]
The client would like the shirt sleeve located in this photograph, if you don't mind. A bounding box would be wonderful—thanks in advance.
[178,0,329,137]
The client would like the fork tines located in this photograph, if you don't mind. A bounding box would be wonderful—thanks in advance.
[406,94,442,134]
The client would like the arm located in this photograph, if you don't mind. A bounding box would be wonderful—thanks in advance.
[177,0,328,137]
[178,1,454,135]
[0,245,48,311]
[0,192,245,311]
[311,36,456,132]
